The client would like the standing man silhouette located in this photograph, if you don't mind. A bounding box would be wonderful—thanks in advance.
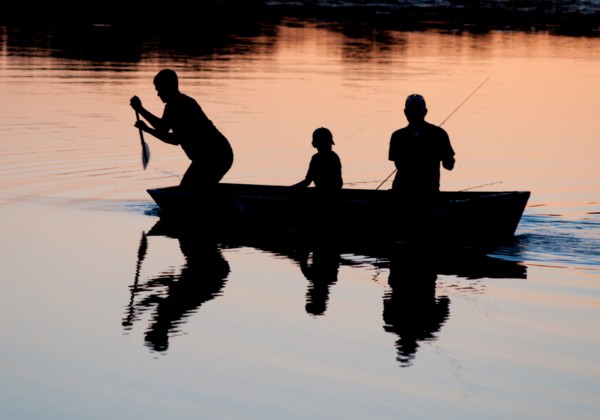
[130,69,233,190]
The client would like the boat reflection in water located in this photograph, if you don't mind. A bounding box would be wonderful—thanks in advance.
[124,219,527,365]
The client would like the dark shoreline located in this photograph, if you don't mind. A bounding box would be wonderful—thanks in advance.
[2,1,599,37]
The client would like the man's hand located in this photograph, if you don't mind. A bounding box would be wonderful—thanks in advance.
[134,120,149,132]
[443,156,455,171]
[130,95,142,112]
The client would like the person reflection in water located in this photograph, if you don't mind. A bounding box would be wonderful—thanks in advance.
[299,243,341,316]
[382,246,450,367]
[130,68,233,190]
[124,232,230,352]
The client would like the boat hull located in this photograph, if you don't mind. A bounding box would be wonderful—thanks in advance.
[147,183,530,247]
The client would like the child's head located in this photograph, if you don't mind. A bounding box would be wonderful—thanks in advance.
[311,127,334,151]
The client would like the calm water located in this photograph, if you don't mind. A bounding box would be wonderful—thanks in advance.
[1,13,600,420]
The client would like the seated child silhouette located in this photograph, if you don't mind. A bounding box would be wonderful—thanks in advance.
[291,127,343,192]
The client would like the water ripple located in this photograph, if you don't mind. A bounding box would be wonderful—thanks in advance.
[493,214,600,270]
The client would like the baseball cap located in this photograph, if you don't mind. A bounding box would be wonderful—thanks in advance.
[405,94,426,112]
[313,127,334,145]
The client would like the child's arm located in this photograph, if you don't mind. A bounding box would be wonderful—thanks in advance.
[291,178,311,188]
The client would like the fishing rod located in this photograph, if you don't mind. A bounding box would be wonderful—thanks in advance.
[459,181,502,192]
[375,77,490,190]
[438,77,490,127]
[343,179,384,186]
[123,231,148,328]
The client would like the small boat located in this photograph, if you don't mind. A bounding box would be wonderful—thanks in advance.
[147,183,530,247]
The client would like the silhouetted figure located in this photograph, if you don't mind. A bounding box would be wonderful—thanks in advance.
[145,236,229,352]
[299,243,341,316]
[130,68,233,190]
[124,232,230,352]
[388,94,455,196]
[291,127,343,192]
[382,245,450,367]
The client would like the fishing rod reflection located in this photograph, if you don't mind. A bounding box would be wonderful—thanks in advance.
[123,220,527,365]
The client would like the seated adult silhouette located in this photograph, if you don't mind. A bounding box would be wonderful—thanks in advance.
[388,94,455,197]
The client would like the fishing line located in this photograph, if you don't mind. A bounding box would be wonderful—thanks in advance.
[156,169,182,179]
[375,77,490,190]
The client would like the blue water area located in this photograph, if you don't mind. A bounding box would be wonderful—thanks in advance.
[493,214,600,270]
